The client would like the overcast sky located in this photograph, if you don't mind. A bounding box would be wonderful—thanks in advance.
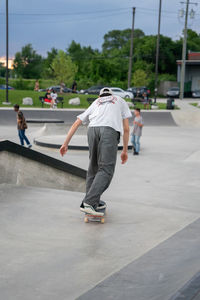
[0,0,200,57]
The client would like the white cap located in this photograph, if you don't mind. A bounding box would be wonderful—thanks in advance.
[99,87,113,96]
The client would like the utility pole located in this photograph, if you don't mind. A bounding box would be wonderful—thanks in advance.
[154,0,162,103]
[179,0,189,100]
[3,0,10,105]
[128,7,136,89]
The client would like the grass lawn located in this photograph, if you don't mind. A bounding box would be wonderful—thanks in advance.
[0,90,90,108]
[133,102,168,110]
[190,103,199,108]
[0,89,177,110]
[130,101,179,110]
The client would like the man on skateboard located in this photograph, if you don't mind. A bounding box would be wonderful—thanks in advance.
[60,87,132,216]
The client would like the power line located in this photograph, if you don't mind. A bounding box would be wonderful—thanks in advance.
[0,9,188,25]
[0,7,130,16]
[0,11,131,25]
[0,5,188,16]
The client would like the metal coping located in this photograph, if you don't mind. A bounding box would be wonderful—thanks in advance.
[0,140,86,179]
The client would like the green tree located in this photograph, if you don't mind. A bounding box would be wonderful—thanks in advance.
[132,69,150,87]
[186,29,200,51]
[67,40,97,80]
[13,44,43,79]
[51,50,77,86]
[43,48,58,78]
[102,29,145,52]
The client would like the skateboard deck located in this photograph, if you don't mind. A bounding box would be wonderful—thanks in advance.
[84,207,106,224]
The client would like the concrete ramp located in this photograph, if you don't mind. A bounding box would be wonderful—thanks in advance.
[172,110,200,127]
[0,140,86,192]
[0,184,200,300]
[184,150,200,164]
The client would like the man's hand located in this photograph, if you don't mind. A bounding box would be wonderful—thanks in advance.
[60,144,68,156]
[59,118,82,157]
[121,151,128,164]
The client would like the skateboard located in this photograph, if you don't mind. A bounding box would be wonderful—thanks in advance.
[84,206,106,224]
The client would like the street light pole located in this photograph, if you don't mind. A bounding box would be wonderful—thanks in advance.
[154,0,162,103]
[3,0,11,105]
[180,0,189,100]
[128,7,136,89]
[6,0,9,102]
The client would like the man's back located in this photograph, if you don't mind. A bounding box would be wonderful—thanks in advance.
[79,95,132,135]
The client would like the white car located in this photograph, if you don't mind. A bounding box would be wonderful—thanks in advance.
[110,87,134,99]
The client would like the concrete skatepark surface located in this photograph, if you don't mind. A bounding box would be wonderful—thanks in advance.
[1,102,200,299]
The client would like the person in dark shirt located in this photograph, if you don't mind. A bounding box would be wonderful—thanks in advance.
[44,90,54,108]
[44,89,55,108]
[72,81,77,93]
[13,104,32,148]
[44,90,52,102]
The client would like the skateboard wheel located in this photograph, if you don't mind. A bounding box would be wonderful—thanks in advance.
[84,217,89,223]
[101,218,105,224]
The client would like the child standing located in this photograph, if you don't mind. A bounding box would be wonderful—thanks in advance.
[131,108,143,155]
[13,104,32,148]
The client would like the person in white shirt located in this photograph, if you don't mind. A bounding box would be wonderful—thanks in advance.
[60,87,132,216]
[50,89,58,108]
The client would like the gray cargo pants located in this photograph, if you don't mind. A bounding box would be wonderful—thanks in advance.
[83,126,119,208]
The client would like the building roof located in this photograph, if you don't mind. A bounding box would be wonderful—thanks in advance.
[188,52,200,60]
[176,60,200,66]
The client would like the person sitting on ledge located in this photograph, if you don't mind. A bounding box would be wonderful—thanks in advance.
[44,89,54,109]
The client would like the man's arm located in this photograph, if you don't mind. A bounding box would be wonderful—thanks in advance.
[60,118,82,156]
[121,118,130,164]
[134,121,143,127]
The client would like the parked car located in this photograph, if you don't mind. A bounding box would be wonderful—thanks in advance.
[46,86,72,93]
[38,88,47,92]
[128,86,150,98]
[0,84,14,90]
[127,87,137,97]
[166,87,180,98]
[110,87,133,99]
[82,86,105,95]
[192,90,200,98]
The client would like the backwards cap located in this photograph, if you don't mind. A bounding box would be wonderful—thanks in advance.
[99,87,113,96]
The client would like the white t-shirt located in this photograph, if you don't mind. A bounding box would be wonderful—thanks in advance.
[51,92,57,100]
[77,95,132,135]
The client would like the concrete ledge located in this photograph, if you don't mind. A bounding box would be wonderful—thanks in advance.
[78,218,200,300]
[34,137,133,151]
[26,119,64,123]
[0,140,86,179]
[170,271,200,300]
[0,141,86,192]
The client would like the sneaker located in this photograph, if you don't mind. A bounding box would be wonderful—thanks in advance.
[134,152,139,155]
[97,201,106,210]
[28,144,32,148]
[80,202,84,211]
[80,203,104,216]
